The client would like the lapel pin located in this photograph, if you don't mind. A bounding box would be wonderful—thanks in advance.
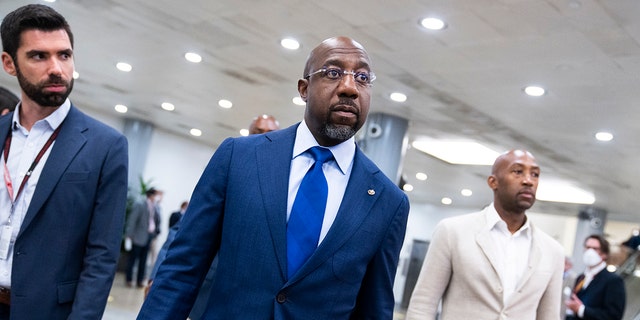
[368,189,375,196]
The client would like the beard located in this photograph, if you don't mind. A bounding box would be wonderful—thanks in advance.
[321,122,357,141]
[16,64,73,107]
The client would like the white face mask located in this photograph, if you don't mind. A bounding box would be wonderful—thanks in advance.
[582,248,602,267]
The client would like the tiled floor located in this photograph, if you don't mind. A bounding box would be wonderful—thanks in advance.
[102,272,408,319]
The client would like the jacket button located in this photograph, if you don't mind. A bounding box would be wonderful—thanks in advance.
[276,293,286,303]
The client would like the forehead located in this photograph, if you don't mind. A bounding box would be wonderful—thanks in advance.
[311,46,371,70]
[585,238,600,247]
[18,29,71,52]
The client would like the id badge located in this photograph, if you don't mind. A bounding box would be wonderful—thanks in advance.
[0,225,12,260]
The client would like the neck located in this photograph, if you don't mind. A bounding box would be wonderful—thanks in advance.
[19,100,59,131]
[494,204,527,234]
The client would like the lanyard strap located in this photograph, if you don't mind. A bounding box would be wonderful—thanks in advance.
[3,124,63,204]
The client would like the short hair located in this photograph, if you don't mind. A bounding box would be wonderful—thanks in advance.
[585,234,610,256]
[1,4,74,61]
[0,86,19,112]
[145,188,158,198]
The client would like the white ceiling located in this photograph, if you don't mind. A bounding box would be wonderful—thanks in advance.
[1,0,639,222]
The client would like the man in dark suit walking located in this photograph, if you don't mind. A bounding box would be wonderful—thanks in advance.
[566,234,626,320]
[0,4,128,319]
[125,188,161,288]
[138,36,410,319]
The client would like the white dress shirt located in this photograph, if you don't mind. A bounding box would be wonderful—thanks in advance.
[0,99,70,288]
[287,120,355,245]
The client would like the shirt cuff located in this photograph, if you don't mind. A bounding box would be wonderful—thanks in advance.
[578,304,585,318]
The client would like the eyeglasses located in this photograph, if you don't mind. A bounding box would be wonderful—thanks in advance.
[304,67,376,86]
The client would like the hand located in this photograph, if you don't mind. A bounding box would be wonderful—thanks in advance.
[144,280,153,299]
[565,293,583,313]
[124,237,132,251]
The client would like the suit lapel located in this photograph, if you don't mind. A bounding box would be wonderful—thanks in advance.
[475,212,502,281]
[18,106,87,237]
[287,148,384,283]
[256,125,296,280]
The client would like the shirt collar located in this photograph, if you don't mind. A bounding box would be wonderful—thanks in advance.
[485,203,532,238]
[12,98,71,132]
[293,120,355,175]
[586,260,607,276]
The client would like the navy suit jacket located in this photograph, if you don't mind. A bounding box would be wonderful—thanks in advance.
[138,123,410,319]
[575,268,626,320]
[0,105,128,319]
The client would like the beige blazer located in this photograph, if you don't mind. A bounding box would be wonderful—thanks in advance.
[406,205,564,320]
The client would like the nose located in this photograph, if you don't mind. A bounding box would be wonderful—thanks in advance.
[522,173,534,186]
[47,57,63,76]
[336,74,359,99]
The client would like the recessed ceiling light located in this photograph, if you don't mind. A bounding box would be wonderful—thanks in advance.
[461,189,473,196]
[420,17,446,30]
[43,0,55,2]
[116,62,132,72]
[218,99,233,109]
[595,131,613,142]
[441,197,452,205]
[161,102,175,111]
[239,129,249,136]
[185,52,202,63]
[415,172,428,181]
[412,138,502,165]
[280,38,300,50]
[114,104,128,113]
[524,85,546,97]
[292,97,305,106]
[390,92,407,102]
[403,184,414,192]
[72,71,79,79]
[190,128,202,137]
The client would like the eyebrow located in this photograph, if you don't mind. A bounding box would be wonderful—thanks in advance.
[322,58,370,71]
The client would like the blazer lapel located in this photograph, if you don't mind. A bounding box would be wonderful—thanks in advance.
[287,148,384,283]
[475,217,502,281]
[18,106,87,237]
[256,125,297,280]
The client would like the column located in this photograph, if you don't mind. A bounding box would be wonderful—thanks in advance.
[357,113,409,185]
[123,118,154,196]
[571,206,607,272]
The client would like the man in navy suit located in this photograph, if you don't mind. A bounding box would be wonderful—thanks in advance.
[565,234,626,320]
[139,36,410,319]
[0,4,128,319]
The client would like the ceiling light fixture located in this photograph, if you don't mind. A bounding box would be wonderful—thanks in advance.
[536,178,595,204]
[441,197,452,205]
[390,92,407,102]
[218,99,233,109]
[595,131,613,142]
[403,184,414,192]
[280,38,300,50]
[73,71,79,79]
[240,129,249,136]
[292,97,305,106]
[524,85,546,97]
[420,17,446,30]
[116,62,132,72]
[185,52,202,63]
[412,138,502,165]
[190,128,202,137]
[161,102,175,111]
[415,172,428,181]
[461,189,473,196]
[114,104,128,113]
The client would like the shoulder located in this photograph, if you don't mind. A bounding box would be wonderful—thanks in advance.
[67,105,125,139]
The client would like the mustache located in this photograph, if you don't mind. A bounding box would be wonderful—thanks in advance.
[331,98,358,111]
[44,74,67,85]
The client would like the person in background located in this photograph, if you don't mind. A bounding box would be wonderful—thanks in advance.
[562,256,578,319]
[0,4,128,318]
[406,149,564,320]
[125,188,161,288]
[138,36,410,319]
[565,234,626,320]
[145,115,281,319]
[0,87,19,116]
[249,114,279,134]
[168,201,188,229]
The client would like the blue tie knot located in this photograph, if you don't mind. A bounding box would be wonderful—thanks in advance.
[308,146,333,165]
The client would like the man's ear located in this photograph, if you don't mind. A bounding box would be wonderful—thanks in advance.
[487,175,498,190]
[297,79,308,102]
[1,52,17,76]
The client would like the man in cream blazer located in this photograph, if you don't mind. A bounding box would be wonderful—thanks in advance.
[406,150,564,320]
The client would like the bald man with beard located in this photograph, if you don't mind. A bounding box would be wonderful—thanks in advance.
[407,149,564,320]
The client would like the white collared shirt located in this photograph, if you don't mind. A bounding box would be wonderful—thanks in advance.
[486,204,532,304]
[0,99,71,288]
[287,120,355,245]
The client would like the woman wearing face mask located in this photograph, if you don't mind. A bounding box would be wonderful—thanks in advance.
[565,234,626,320]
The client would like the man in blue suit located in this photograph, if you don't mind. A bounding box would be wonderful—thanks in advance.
[139,36,410,319]
[0,4,128,319]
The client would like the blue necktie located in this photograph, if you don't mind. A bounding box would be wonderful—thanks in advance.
[287,146,334,279]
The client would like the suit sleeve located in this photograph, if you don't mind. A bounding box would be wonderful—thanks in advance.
[536,243,564,320]
[137,138,233,319]
[405,220,453,320]
[350,194,409,319]
[69,134,128,319]
[583,274,626,320]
